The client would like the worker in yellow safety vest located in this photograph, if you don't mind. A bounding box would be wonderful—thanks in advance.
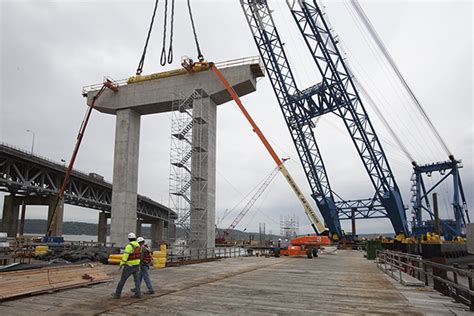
[114,232,142,299]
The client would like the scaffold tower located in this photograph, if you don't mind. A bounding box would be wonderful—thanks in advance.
[169,89,209,248]
[280,215,299,239]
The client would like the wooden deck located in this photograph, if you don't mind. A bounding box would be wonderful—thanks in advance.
[0,250,470,315]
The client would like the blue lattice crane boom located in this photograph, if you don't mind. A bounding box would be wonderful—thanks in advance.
[241,0,342,237]
[241,0,409,236]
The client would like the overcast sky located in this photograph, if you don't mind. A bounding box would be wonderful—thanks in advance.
[1,0,472,236]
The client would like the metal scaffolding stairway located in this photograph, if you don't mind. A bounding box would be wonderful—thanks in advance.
[169,89,208,248]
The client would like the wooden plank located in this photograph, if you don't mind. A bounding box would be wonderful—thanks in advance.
[1,251,470,315]
[0,263,110,300]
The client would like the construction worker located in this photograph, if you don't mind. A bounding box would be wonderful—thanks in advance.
[114,232,141,299]
[136,237,155,294]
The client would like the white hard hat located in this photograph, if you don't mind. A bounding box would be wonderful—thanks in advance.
[128,232,136,239]
[137,237,145,243]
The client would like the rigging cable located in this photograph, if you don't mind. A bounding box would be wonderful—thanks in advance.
[341,0,438,161]
[187,0,204,61]
[350,0,452,157]
[353,77,414,162]
[160,0,169,66]
[167,0,175,64]
[136,0,160,75]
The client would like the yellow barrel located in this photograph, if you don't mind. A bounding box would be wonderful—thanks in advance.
[153,251,166,258]
[153,257,166,269]
[109,254,123,260]
[160,243,167,252]
[108,258,121,265]
[35,245,48,256]
[107,254,123,264]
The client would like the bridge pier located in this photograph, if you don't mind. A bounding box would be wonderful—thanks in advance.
[151,219,164,249]
[87,62,261,248]
[47,196,64,236]
[190,96,216,249]
[110,108,140,246]
[97,211,110,244]
[1,195,19,237]
[136,219,142,237]
[1,195,65,237]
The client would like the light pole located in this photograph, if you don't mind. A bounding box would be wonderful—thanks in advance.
[26,129,35,154]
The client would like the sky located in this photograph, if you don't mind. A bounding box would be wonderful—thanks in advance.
[0,0,472,236]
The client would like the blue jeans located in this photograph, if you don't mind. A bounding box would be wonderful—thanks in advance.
[115,265,141,298]
[139,264,154,292]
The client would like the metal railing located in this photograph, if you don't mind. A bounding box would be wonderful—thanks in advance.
[82,56,264,95]
[167,247,250,264]
[0,142,109,184]
[214,56,263,72]
[376,249,474,310]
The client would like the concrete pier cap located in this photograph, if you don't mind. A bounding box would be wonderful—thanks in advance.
[85,57,264,247]
[86,59,264,114]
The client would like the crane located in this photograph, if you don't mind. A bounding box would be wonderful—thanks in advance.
[216,165,280,244]
[210,63,327,235]
[240,0,408,237]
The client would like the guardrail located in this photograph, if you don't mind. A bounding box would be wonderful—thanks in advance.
[82,56,263,95]
[376,249,474,310]
[167,247,250,264]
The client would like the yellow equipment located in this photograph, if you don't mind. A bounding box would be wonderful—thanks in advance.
[127,58,211,84]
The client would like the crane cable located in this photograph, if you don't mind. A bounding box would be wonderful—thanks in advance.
[136,0,160,75]
[167,0,175,64]
[187,0,204,61]
[350,0,452,158]
[160,0,175,65]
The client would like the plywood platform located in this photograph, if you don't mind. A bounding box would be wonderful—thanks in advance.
[0,250,470,315]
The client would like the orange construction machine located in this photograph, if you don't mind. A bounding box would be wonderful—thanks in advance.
[279,235,331,259]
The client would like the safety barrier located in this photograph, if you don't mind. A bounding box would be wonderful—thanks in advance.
[376,249,474,310]
[167,247,249,264]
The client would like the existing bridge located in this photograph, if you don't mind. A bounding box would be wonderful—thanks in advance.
[0,143,176,246]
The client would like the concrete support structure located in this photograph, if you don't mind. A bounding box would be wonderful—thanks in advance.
[98,211,110,244]
[110,109,141,246]
[136,219,142,237]
[19,201,26,236]
[190,96,216,249]
[1,195,20,237]
[87,62,262,248]
[1,195,65,237]
[47,196,64,236]
[351,207,356,238]
[151,220,164,249]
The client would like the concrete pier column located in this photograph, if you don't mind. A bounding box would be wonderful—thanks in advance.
[19,200,26,237]
[151,219,164,249]
[2,195,20,237]
[110,109,141,246]
[47,196,64,236]
[136,219,142,237]
[190,96,216,249]
[169,222,176,244]
[98,211,109,244]
[351,207,357,238]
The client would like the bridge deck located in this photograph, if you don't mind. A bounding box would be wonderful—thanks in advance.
[0,250,469,315]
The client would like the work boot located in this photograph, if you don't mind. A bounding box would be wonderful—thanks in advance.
[146,290,155,295]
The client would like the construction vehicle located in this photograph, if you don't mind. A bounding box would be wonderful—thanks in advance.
[278,235,331,258]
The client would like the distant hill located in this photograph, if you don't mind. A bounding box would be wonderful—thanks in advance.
[0,219,281,240]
